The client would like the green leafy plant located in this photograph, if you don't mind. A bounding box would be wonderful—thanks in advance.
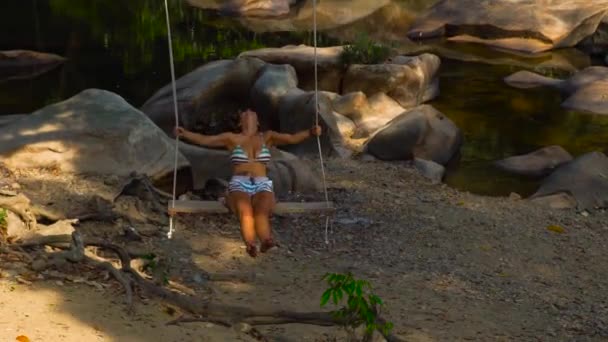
[339,33,393,66]
[0,208,7,229]
[320,272,393,339]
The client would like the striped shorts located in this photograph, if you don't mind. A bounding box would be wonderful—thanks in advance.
[228,176,273,196]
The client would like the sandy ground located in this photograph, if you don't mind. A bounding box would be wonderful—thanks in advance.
[1,157,608,342]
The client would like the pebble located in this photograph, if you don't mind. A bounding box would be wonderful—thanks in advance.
[31,259,47,272]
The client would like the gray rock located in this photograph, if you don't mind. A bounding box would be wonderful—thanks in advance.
[530,151,608,210]
[0,50,66,82]
[363,105,462,165]
[239,45,344,92]
[342,54,441,108]
[0,114,26,128]
[494,146,573,177]
[529,192,577,209]
[178,142,323,195]
[505,67,608,114]
[0,89,189,182]
[408,0,608,53]
[414,158,445,184]
[331,111,356,137]
[212,0,292,17]
[277,88,352,158]
[235,0,391,34]
[353,93,406,138]
[250,64,298,129]
[331,91,368,120]
[141,57,266,133]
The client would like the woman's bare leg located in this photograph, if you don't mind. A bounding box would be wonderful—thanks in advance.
[228,191,257,257]
[252,191,276,252]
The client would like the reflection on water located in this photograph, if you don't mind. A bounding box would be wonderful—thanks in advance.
[0,0,607,197]
[435,60,608,196]
[0,0,339,113]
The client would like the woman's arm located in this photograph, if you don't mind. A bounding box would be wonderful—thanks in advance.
[268,125,322,146]
[174,127,234,148]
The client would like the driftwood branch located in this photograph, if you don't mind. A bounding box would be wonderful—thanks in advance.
[11,234,404,341]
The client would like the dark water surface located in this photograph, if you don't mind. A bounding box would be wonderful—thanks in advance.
[1,0,607,197]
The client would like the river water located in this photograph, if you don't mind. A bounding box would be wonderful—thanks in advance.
[1,0,607,196]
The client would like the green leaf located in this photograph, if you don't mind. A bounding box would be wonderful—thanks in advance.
[320,289,332,307]
[345,282,355,296]
[370,294,383,306]
[382,322,394,334]
[332,289,339,305]
[356,282,362,297]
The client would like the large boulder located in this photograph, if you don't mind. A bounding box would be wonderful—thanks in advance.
[236,0,391,33]
[494,146,573,178]
[320,1,428,43]
[407,0,608,54]
[186,0,294,17]
[0,50,66,83]
[250,63,298,130]
[329,91,406,139]
[239,45,345,92]
[177,142,322,196]
[363,105,462,165]
[425,43,591,73]
[529,152,608,210]
[0,89,189,181]
[354,93,407,139]
[140,57,266,134]
[0,114,26,128]
[505,67,608,114]
[277,88,351,158]
[342,53,440,108]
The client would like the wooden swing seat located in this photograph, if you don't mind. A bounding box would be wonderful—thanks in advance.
[168,200,335,215]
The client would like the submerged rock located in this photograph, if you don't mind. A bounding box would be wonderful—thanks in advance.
[505,67,608,114]
[494,146,573,178]
[0,50,65,83]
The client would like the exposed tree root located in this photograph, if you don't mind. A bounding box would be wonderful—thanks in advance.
[165,315,231,327]
[32,204,117,224]
[84,254,134,311]
[11,233,405,341]
[0,193,37,230]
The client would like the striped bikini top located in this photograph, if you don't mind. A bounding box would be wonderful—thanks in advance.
[230,140,272,165]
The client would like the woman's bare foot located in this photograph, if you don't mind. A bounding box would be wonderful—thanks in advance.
[245,242,258,258]
[260,238,278,253]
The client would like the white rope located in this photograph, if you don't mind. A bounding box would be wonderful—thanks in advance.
[162,0,331,243]
[164,0,180,239]
[312,0,332,245]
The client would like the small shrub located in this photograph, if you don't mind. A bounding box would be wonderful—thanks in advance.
[320,272,393,338]
[339,34,392,66]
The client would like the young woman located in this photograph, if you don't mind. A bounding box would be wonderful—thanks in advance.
[174,108,322,257]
